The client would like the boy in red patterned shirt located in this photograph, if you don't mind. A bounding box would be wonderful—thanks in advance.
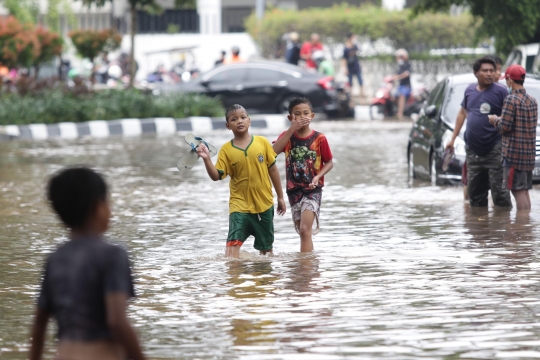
[273,97,333,252]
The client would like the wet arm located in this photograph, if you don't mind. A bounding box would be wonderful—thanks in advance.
[268,164,284,200]
[272,129,294,154]
[495,100,515,134]
[318,159,334,178]
[201,157,221,181]
[449,107,467,145]
[29,309,49,360]
[106,293,146,360]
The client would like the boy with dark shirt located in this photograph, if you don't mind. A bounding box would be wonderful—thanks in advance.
[273,98,334,252]
[30,167,145,360]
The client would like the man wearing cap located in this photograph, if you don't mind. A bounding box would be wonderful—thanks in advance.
[488,65,538,211]
[446,56,512,208]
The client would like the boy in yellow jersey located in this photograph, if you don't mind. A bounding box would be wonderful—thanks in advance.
[197,104,286,258]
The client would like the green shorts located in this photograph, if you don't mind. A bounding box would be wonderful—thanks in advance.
[227,206,274,251]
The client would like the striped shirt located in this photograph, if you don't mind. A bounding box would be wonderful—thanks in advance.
[495,88,538,170]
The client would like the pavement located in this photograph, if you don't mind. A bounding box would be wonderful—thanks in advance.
[0,106,378,142]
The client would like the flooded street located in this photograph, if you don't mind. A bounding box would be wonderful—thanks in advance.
[2,120,540,359]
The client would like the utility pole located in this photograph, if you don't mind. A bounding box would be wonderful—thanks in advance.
[256,0,265,19]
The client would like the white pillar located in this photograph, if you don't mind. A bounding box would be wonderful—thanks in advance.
[382,0,405,11]
[197,0,222,34]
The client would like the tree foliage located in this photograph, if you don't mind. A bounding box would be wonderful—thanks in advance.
[0,0,76,32]
[413,0,540,55]
[76,0,195,87]
[0,17,64,74]
[0,17,40,68]
[68,28,122,63]
[246,4,480,58]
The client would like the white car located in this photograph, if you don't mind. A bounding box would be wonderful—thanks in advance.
[505,43,539,74]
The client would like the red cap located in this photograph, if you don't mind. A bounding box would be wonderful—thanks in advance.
[503,64,526,81]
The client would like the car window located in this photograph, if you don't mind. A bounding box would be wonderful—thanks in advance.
[506,50,523,68]
[526,55,536,73]
[427,81,444,105]
[432,81,447,110]
[207,68,247,83]
[443,83,469,125]
[247,68,282,81]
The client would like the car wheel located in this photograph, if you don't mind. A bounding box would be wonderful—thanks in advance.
[277,94,301,114]
[408,148,416,180]
[370,104,385,120]
[430,152,438,186]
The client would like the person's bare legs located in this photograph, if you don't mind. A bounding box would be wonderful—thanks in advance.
[259,250,273,256]
[512,190,531,211]
[397,94,405,120]
[226,244,241,258]
[299,210,316,252]
[463,185,468,200]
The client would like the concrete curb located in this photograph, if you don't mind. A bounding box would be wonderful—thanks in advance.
[0,115,290,142]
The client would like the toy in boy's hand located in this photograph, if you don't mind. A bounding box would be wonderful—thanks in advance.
[177,133,217,171]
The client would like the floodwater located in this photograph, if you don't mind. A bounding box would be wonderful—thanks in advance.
[1,120,540,359]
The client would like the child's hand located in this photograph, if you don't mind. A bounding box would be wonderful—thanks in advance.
[196,143,210,160]
[309,175,321,190]
[277,197,286,215]
[290,115,311,132]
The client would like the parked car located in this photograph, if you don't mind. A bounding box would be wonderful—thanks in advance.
[153,61,339,115]
[407,73,540,185]
[505,43,539,74]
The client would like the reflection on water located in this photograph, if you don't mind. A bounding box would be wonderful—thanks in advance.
[2,121,540,359]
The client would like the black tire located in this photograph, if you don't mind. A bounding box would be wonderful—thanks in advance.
[277,94,301,114]
[408,147,416,180]
[430,152,439,186]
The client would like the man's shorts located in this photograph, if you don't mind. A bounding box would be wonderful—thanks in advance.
[503,167,532,190]
[227,206,274,251]
[290,193,321,235]
[461,161,468,185]
[397,85,411,98]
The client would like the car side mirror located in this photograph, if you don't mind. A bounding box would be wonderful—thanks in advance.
[425,104,437,119]
[200,79,210,87]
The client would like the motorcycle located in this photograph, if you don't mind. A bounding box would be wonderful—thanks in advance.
[370,76,428,120]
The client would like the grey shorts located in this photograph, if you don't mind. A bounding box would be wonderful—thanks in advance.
[291,195,321,235]
[503,167,532,190]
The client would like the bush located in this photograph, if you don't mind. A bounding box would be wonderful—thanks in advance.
[68,28,122,63]
[0,85,224,125]
[245,4,481,58]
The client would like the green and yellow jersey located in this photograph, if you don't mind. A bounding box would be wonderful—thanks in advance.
[215,136,277,214]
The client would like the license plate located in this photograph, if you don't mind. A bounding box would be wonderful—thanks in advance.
[533,167,540,176]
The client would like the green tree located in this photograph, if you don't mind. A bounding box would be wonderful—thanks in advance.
[412,0,540,55]
[33,26,63,78]
[77,0,195,88]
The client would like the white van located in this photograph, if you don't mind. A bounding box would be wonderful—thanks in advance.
[505,43,539,73]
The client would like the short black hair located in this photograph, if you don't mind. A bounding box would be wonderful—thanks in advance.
[514,79,524,85]
[47,166,108,229]
[288,97,313,114]
[225,104,247,122]
[487,54,502,66]
[473,56,496,73]
[347,32,354,39]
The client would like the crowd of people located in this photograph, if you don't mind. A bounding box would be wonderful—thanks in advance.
[446,56,538,211]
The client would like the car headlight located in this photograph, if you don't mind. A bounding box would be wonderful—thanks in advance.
[442,129,466,157]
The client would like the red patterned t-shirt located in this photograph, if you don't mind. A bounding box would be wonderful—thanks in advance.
[276,130,333,205]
